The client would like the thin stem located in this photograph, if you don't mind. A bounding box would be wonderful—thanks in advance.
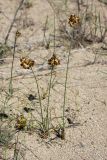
[31,68,44,129]
[4,0,24,44]
[64,0,68,28]
[9,35,17,95]
[46,13,56,131]
[46,67,53,132]
[13,134,19,160]
[62,49,70,130]
[53,12,55,54]
[46,12,56,132]
[77,0,80,14]
[43,15,48,45]
[65,0,68,10]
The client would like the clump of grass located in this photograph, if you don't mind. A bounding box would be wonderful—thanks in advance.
[19,50,61,138]
[19,11,61,139]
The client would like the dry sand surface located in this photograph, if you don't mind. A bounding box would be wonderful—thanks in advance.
[0,0,107,160]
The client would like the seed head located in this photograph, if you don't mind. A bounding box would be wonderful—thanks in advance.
[20,57,35,69]
[48,54,60,68]
[68,14,80,27]
[16,30,21,38]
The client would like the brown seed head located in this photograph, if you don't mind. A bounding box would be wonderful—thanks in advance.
[68,14,80,27]
[20,57,35,69]
[48,54,60,68]
[16,30,21,38]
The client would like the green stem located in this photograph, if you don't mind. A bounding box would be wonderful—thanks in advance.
[31,68,44,129]
[46,67,53,132]
[63,49,70,130]
[53,13,55,54]
[9,35,17,95]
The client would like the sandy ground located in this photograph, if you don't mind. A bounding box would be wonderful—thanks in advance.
[0,0,107,160]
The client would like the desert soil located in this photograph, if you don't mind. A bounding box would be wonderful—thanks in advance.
[0,0,107,160]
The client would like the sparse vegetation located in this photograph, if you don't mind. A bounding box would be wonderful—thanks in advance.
[0,0,107,159]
